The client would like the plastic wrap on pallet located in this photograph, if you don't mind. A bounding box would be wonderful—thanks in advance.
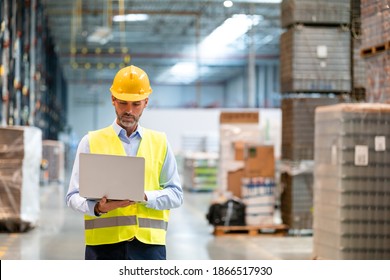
[280,26,351,93]
[313,103,390,259]
[0,126,42,232]
[361,0,390,50]
[281,0,351,28]
[241,177,275,226]
[364,51,390,103]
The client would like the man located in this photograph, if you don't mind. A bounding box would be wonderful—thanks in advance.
[66,65,183,260]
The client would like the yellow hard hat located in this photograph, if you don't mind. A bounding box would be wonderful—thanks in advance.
[110,65,152,101]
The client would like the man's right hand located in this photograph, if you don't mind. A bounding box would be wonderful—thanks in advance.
[96,196,134,214]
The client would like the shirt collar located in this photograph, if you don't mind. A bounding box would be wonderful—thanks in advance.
[112,120,143,138]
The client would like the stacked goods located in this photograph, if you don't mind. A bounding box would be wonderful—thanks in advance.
[313,103,390,259]
[280,26,351,93]
[42,140,65,183]
[360,0,390,102]
[364,52,390,102]
[280,172,313,230]
[241,177,276,225]
[0,126,42,232]
[240,145,276,225]
[281,97,340,161]
[182,153,218,192]
[352,39,367,90]
[281,0,350,28]
[361,0,390,51]
[350,0,366,100]
[218,112,260,194]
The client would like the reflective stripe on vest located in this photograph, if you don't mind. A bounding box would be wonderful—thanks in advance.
[85,125,169,246]
[85,216,168,231]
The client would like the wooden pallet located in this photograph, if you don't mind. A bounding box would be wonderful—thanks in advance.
[361,41,390,57]
[213,224,289,236]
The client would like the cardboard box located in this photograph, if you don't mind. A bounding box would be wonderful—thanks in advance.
[227,168,244,198]
[244,145,275,178]
[220,112,259,124]
[234,141,245,161]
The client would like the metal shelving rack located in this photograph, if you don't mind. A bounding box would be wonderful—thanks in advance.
[0,0,67,140]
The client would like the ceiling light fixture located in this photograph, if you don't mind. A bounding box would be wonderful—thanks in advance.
[86,27,113,45]
[223,1,234,8]
[200,14,263,57]
[113,14,149,22]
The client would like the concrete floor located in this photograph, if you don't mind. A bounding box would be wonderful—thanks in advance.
[0,183,313,260]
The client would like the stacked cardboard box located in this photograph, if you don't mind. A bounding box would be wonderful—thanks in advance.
[281,97,340,161]
[0,126,42,232]
[218,112,277,226]
[218,112,261,193]
[313,103,390,259]
[240,145,276,225]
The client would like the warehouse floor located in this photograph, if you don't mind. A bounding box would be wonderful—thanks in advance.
[0,183,313,260]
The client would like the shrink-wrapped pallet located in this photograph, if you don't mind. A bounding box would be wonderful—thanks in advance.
[313,103,390,259]
[0,126,42,232]
[281,0,350,28]
[280,26,351,93]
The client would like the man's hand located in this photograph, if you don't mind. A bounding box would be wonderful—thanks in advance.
[96,196,134,214]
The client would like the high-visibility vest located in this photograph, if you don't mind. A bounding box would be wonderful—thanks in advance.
[84,125,169,245]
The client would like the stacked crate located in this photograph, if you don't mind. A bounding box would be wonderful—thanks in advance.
[313,103,390,259]
[280,27,351,93]
[280,0,352,230]
[281,97,341,161]
[280,0,352,94]
[0,126,42,232]
[280,97,341,230]
[361,0,390,102]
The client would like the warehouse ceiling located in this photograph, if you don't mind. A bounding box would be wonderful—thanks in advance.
[42,0,282,86]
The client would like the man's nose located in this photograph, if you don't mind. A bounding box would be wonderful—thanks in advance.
[124,104,134,113]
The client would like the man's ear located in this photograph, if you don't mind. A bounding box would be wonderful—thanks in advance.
[144,98,149,107]
[111,95,115,105]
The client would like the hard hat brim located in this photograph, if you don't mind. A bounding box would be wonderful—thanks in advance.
[110,89,152,102]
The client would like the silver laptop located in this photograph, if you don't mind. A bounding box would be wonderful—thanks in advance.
[79,153,145,201]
